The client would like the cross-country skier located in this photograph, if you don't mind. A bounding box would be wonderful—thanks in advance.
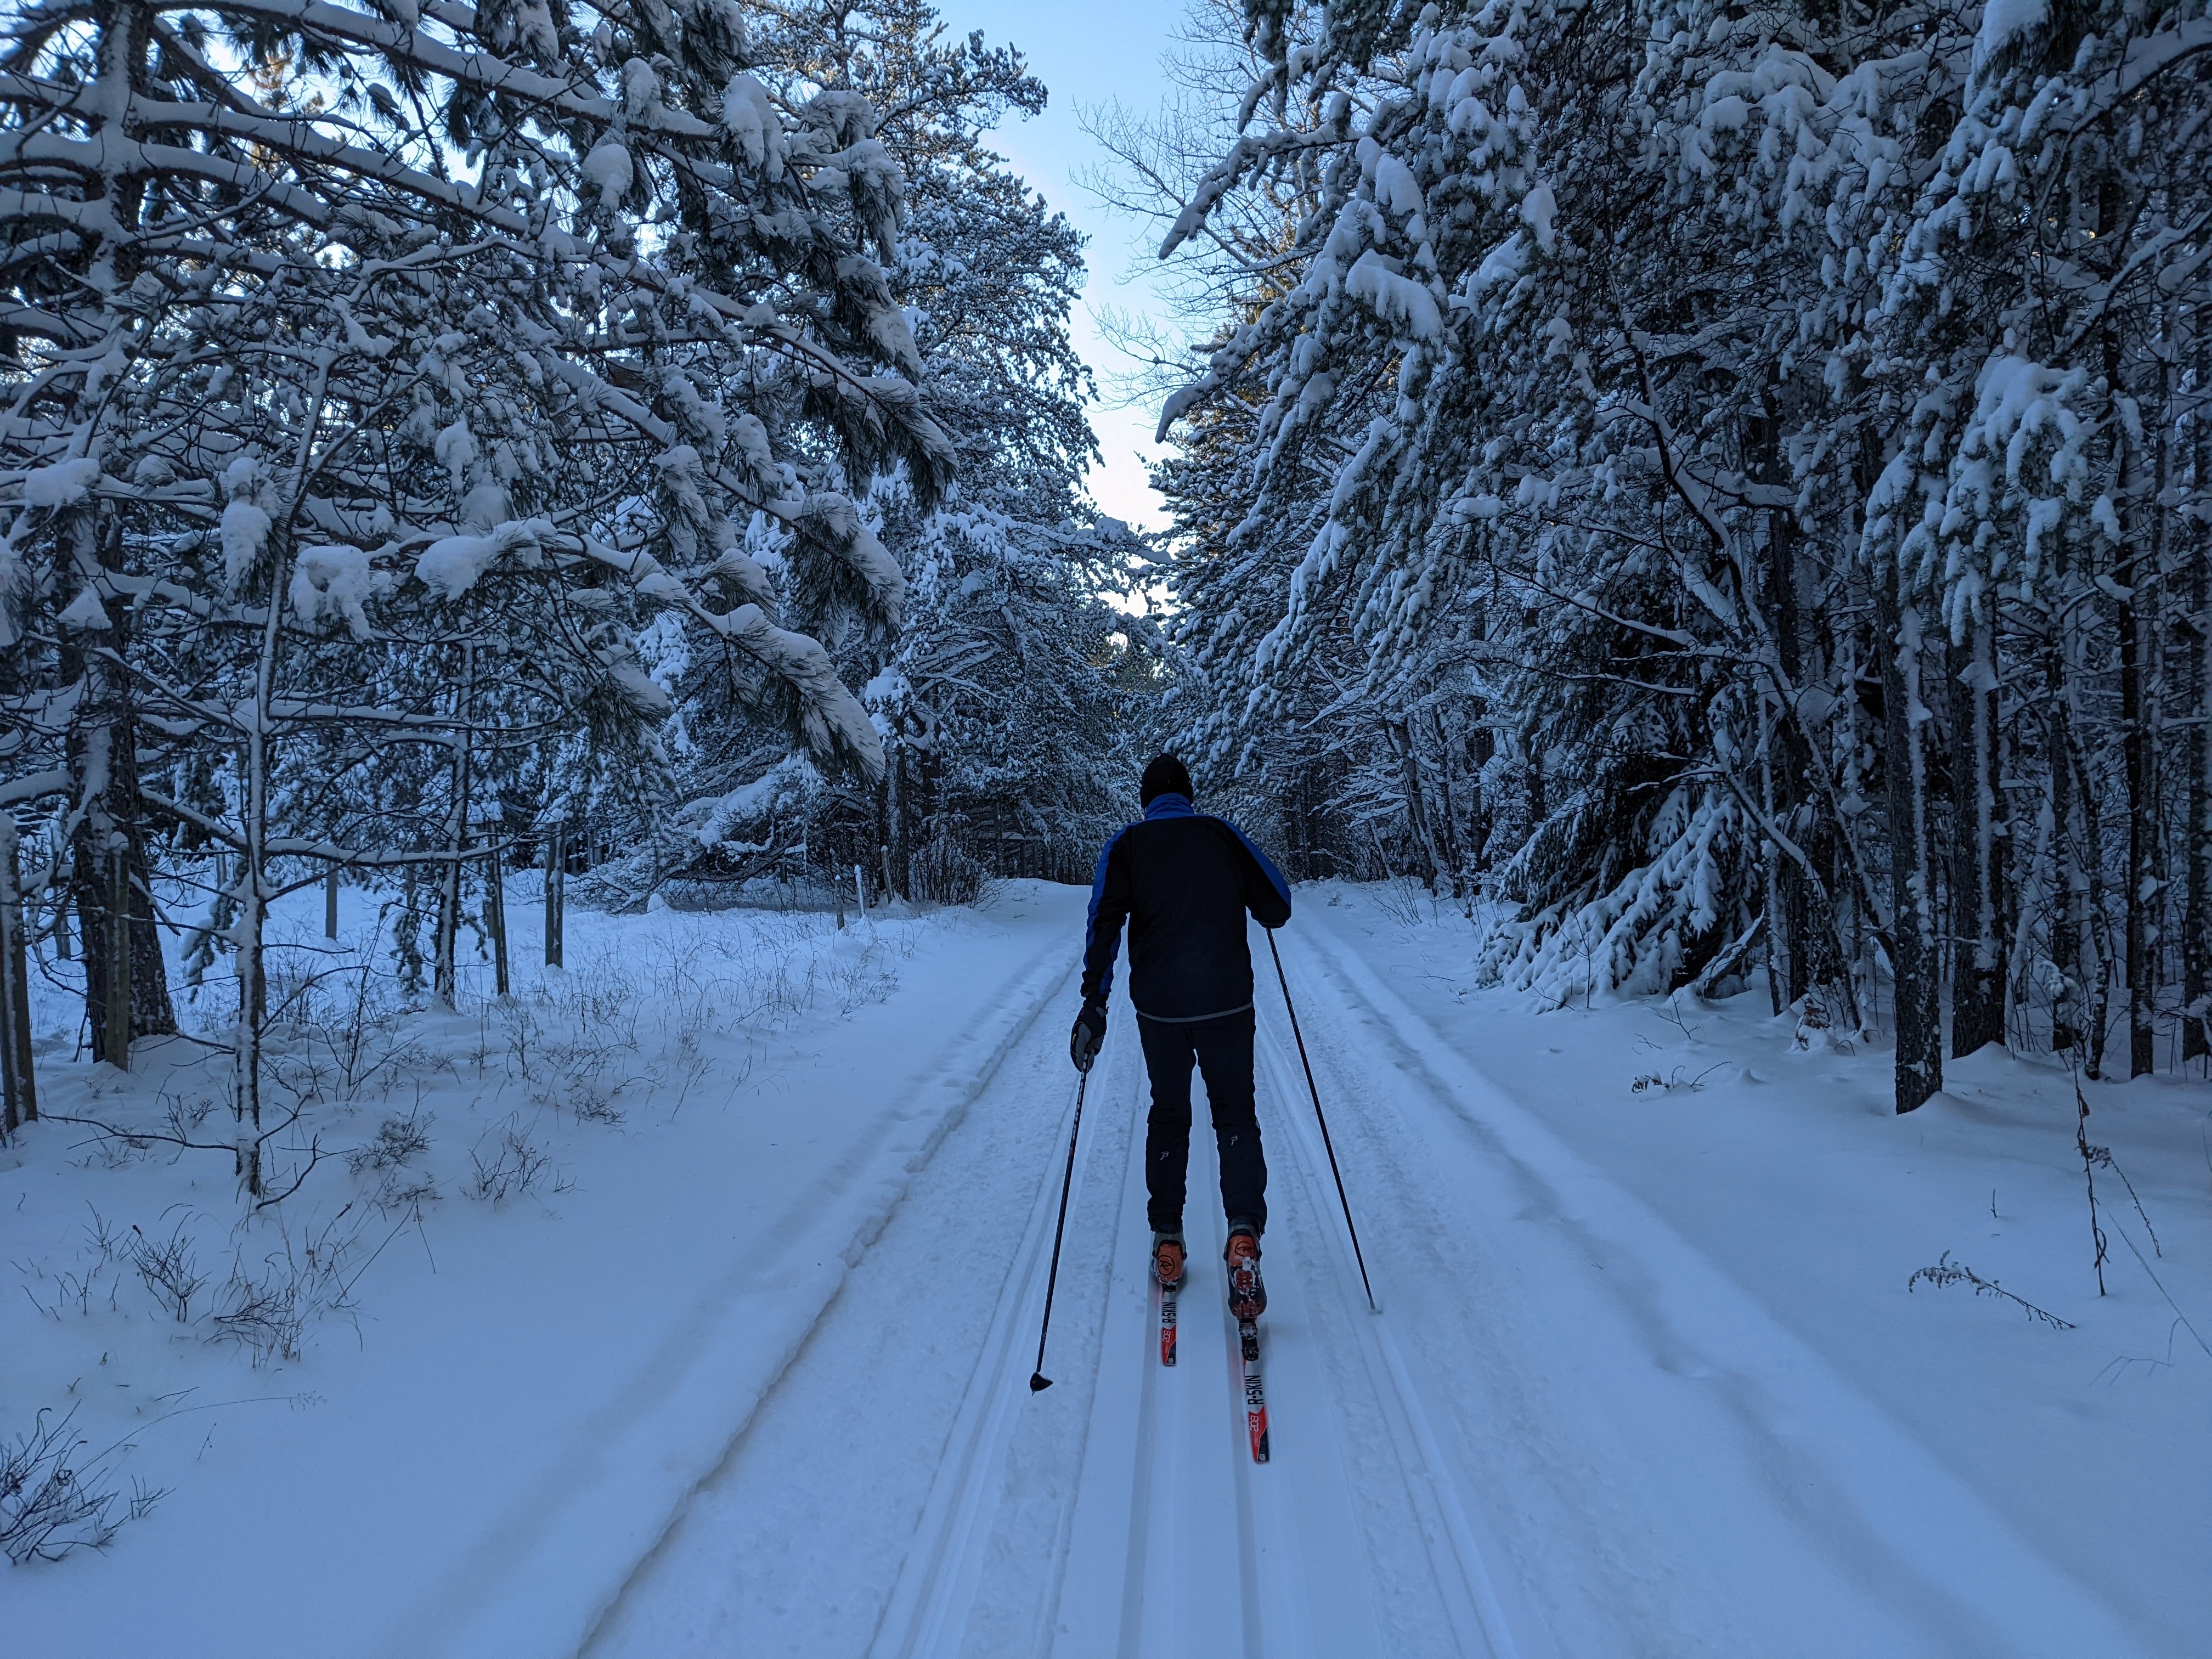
[1070,755,1292,1321]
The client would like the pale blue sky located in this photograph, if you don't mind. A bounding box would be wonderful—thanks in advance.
[944,1,1193,532]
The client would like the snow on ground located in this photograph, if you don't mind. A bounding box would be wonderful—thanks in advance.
[7,877,2205,1657]
[591,882,2205,1659]
[1275,884,2207,1658]
[2,876,1079,1656]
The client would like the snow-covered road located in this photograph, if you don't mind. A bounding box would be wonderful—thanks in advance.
[585,885,2176,1658]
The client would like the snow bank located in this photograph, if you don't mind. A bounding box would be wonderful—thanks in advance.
[1308,883,2208,1657]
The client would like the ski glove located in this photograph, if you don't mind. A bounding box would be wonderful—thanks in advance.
[1070,1000,1107,1073]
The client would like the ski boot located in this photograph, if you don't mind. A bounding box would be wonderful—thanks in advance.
[1224,1227,1266,1321]
[1152,1231,1186,1290]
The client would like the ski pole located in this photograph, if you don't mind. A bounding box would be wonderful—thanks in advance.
[1028,1066,1090,1392]
[1267,930,1379,1313]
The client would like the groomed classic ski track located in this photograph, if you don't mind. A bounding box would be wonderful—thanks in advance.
[587,904,1543,1658]
[864,938,1531,1659]
[586,892,2157,1659]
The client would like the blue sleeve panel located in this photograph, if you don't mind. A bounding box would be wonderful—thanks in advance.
[1222,820,1293,928]
[1081,826,1133,1003]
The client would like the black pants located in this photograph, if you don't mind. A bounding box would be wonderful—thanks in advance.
[1137,1008,1266,1237]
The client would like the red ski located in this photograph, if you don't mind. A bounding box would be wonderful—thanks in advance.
[1238,1318,1269,1463]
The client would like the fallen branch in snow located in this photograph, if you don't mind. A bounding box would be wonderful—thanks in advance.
[1630,1063,1726,1094]
[1907,1252,2076,1330]
[41,1103,326,1212]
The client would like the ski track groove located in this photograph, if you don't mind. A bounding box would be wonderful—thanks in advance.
[865,1008,1138,1658]
[1251,992,1517,1659]
[578,909,1562,1659]
[574,933,1081,1659]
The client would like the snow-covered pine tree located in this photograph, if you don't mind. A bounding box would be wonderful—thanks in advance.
[1869,0,2212,1080]
[649,1,1159,902]
[1133,0,2212,1104]
[0,0,954,1186]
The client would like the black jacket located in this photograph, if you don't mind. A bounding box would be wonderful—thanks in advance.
[1081,793,1293,1020]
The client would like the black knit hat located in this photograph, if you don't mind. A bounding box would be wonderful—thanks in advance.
[1140,754,1194,805]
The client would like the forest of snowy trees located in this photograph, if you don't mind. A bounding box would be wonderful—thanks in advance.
[1128,0,2212,1110]
[0,0,1152,1167]
[4,0,2210,1147]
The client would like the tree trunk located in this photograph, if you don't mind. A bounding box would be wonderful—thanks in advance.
[888,737,910,900]
[2069,716,2117,1080]
[1390,720,1443,888]
[1763,751,1791,1015]
[543,821,565,969]
[1877,567,1943,1112]
[233,539,287,1199]
[484,839,509,997]
[434,643,475,1009]
[2119,555,2157,1078]
[61,504,176,1064]
[1,827,36,1134]
[1765,685,1855,1025]
[2049,688,2085,1054]
[1949,607,2009,1056]
[1427,707,1464,895]
[1525,724,1546,827]
[1757,425,1808,1014]
[103,846,131,1070]
[1466,706,1494,875]
[2105,274,2161,1079]
[2187,312,2211,1065]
